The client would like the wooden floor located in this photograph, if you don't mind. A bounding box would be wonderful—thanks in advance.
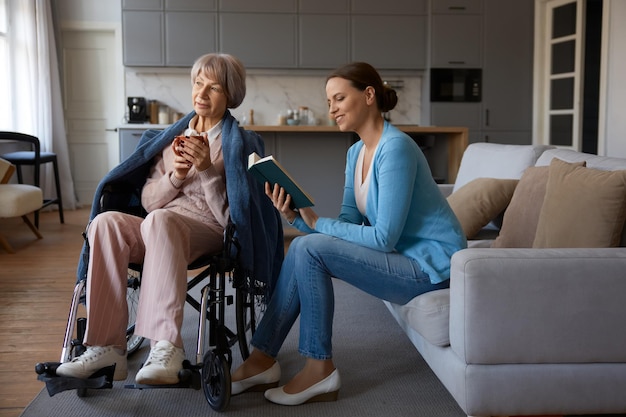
[1,208,599,417]
[0,208,90,417]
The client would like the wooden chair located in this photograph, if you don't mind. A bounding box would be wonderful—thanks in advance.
[0,158,43,253]
[0,131,64,228]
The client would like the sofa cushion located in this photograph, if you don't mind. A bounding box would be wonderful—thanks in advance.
[447,178,519,239]
[394,288,451,347]
[533,158,626,248]
[491,166,550,248]
[535,148,626,171]
[492,161,586,248]
[453,143,554,193]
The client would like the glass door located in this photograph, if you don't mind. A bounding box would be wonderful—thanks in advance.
[537,0,585,149]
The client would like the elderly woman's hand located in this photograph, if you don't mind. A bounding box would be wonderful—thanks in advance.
[181,135,212,172]
[171,135,213,180]
[172,136,191,180]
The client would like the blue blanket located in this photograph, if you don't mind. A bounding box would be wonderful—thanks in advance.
[76,110,284,296]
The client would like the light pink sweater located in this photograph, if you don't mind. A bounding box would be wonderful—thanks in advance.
[141,133,229,236]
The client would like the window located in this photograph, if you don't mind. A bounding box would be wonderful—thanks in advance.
[0,0,9,128]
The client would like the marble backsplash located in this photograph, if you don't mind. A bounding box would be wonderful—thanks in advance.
[125,70,423,126]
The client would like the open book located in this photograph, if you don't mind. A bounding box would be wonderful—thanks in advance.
[248,152,314,209]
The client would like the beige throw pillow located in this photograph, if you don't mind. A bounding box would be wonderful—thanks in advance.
[491,166,550,248]
[532,158,626,248]
[447,178,518,239]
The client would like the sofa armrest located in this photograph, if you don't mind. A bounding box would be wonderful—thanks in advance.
[449,248,626,365]
[438,183,454,198]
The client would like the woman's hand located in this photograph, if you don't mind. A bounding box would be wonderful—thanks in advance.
[172,137,192,179]
[171,135,212,179]
[265,183,318,229]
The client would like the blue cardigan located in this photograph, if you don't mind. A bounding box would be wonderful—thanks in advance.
[292,121,466,283]
[76,111,284,295]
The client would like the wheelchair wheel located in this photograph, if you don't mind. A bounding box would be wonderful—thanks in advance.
[201,351,231,411]
[125,272,144,355]
[235,279,265,360]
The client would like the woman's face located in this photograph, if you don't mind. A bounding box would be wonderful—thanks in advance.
[326,76,373,132]
[192,70,228,125]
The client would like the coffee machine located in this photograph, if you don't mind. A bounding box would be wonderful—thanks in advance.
[127,97,148,123]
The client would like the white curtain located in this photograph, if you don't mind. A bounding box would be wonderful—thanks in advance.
[8,0,77,209]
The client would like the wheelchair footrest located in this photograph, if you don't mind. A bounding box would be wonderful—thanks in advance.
[36,363,115,397]
[124,360,201,391]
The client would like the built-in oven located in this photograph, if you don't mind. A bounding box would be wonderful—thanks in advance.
[430,68,482,102]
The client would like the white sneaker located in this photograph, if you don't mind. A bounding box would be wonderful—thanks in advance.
[56,346,127,381]
[135,340,185,385]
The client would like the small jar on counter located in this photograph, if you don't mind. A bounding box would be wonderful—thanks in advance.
[158,106,169,124]
[149,100,159,124]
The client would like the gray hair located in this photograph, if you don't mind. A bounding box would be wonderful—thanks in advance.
[191,53,246,108]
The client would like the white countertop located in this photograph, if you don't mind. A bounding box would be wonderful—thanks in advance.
[118,123,170,130]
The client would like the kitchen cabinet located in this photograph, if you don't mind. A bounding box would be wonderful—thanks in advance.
[218,0,296,13]
[122,0,162,10]
[432,0,483,14]
[352,15,427,69]
[122,11,163,66]
[122,1,217,67]
[431,103,482,144]
[299,14,349,69]
[122,1,428,70]
[430,0,534,146]
[351,0,427,14]
[480,0,533,144]
[298,0,349,13]
[119,128,146,162]
[164,0,216,11]
[165,12,217,66]
[262,132,353,219]
[220,13,297,68]
[431,15,483,67]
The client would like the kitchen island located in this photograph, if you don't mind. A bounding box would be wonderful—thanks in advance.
[246,125,468,184]
[246,125,467,219]
[118,124,468,219]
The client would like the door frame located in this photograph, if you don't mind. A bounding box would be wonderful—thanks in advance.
[533,0,609,155]
[58,21,125,203]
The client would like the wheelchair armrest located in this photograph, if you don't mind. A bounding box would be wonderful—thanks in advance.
[223,221,240,258]
[100,182,146,218]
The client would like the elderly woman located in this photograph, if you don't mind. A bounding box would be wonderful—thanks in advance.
[57,53,283,385]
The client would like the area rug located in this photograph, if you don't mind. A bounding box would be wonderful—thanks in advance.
[21,279,465,417]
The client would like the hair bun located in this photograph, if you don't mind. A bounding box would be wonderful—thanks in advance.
[381,87,398,113]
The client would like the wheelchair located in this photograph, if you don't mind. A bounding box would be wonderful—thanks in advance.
[36,187,268,412]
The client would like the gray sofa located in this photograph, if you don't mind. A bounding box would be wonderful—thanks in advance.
[385,144,626,417]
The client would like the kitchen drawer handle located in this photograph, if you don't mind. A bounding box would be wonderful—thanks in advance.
[447,61,466,65]
[448,6,467,10]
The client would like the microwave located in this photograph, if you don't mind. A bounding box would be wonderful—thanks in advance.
[430,68,482,102]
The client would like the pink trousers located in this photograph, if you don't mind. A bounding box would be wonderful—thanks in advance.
[83,209,223,349]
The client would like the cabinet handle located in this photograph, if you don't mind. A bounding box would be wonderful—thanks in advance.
[448,6,467,10]
[448,61,466,65]
[105,128,118,132]
[485,109,490,127]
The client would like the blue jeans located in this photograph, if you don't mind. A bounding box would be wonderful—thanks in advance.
[251,233,449,360]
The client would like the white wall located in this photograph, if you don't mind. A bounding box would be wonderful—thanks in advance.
[53,0,120,23]
[603,0,626,157]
